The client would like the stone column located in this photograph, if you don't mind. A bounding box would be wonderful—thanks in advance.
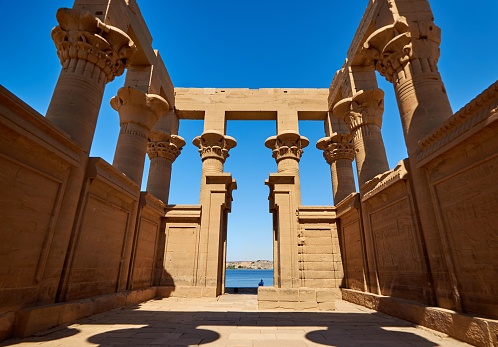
[265,131,309,288]
[146,131,185,203]
[316,133,356,204]
[364,18,458,310]
[333,89,389,188]
[111,87,169,186]
[46,8,136,152]
[193,131,237,296]
[364,18,453,151]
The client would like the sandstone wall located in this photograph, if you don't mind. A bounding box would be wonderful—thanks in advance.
[336,82,498,319]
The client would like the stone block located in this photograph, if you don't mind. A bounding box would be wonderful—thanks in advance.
[0,312,15,341]
[488,320,498,347]
[14,304,63,338]
[257,287,279,302]
[114,292,128,308]
[294,301,318,311]
[316,288,340,303]
[318,302,336,311]
[58,299,95,324]
[448,313,489,347]
[278,301,299,310]
[258,301,279,310]
[156,286,176,297]
[298,289,316,303]
[278,288,299,302]
[93,294,118,314]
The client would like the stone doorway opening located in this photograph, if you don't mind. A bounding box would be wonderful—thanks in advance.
[223,120,276,294]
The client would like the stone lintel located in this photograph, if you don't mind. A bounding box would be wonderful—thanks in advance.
[175,88,328,121]
[85,157,139,199]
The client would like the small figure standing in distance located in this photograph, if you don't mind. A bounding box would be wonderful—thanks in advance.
[258,279,264,286]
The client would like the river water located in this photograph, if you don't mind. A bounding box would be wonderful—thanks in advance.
[225,269,274,288]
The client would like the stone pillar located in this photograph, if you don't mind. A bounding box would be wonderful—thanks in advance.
[364,18,458,310]
[146,131,185,203]
[316,133,356,204]
[193,131,237,296]
[46,8,136,152]
[333,89,389,188]
[265,131,309,288]
[110,87,169,186]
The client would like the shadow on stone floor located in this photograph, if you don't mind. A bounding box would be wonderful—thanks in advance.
[1,308,446,347]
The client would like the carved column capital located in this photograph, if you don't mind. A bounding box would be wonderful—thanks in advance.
[316,133,355,164]
[111,87,169,131]
[265,131,309,163]
[147,130,186,162]
[51,8,136,83]
[363,17,441,83]
[333,89,385,132]
[193,131,237,163]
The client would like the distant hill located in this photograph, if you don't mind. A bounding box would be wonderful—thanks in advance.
[226,260,273,270]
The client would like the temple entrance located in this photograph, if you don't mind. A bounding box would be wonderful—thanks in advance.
[223,120,275,293]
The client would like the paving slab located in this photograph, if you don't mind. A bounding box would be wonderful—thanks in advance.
[0,295,472,347]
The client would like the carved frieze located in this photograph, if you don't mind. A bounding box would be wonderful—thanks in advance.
[193,131,236,163]
[147,130,186,162]
[265,131,309,163]
[51,8,136,83]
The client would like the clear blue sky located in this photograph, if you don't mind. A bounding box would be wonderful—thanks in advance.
[1,1,497,261]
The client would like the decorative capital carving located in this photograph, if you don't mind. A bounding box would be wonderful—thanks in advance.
[333,89,385,132]
[265,131,309,163]
[111,87,169,131]
[193,131,237,163]
[363,17,441,83]
[316,133,355,164]
[51,8,136,83]
[147,130,186,162]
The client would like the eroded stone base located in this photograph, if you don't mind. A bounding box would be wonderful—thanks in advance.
[5,287,157,340]
[342,288,498,347]
[258,287,340,311]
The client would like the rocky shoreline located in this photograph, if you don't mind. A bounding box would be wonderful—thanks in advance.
[226,260,273,270]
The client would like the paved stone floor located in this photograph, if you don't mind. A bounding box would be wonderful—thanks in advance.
[1,295,472,347]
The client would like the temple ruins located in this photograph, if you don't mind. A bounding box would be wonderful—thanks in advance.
[0,0,497,346]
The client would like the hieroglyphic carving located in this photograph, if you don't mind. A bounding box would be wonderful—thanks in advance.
[435,155,498,315]
[369,198,426,301]
[342,219,364,291]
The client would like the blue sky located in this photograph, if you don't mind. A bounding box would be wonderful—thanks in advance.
[1,1,497,261]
